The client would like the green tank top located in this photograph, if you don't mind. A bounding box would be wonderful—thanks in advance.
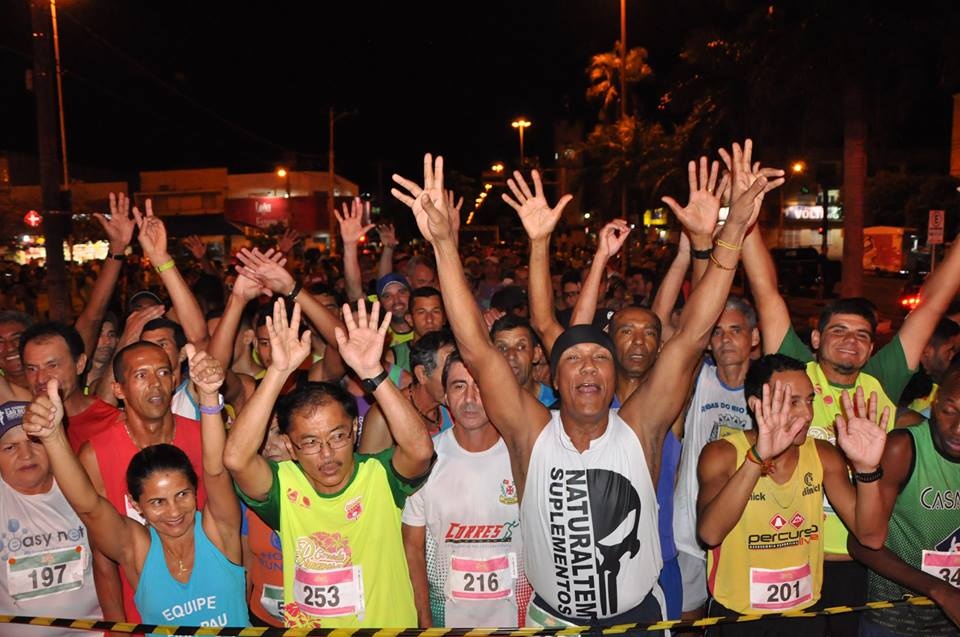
[866,421,960,636]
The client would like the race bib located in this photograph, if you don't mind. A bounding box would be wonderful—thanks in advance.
[260,584,285,621]
[6,546,85,601]
[749,563,813,611]
[921,550,960,588]
[293,565,364,618]
[449,553,516,601]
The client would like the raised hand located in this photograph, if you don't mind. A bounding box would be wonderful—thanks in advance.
[717,140,785,227]
[230,271,270,302]
[482,307,506,330]
[334,300,391,379]
[182,235,207,260]
[119,305,166,346]
[22,379,65,441]
[265,299,311,375]
[419,194,458,244]
[94,192,136,255]
[377,223,399,249]
[749,380,810,461]
[445,190,463,238]
[185,344,224,397]
[596,219,631,261]
[278,228,302,254]
[502,170,573,242]
[660,157,729,239]
[236,248,295,296]
[132,199,169,262]
[391,153,449,243]
[335,197,376,244]
[835,388,889,473]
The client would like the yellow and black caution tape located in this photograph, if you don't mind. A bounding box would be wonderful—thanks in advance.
[0,597,937,636]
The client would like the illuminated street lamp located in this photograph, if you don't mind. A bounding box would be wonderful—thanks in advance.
[491,162,505,174]
[791,161,807,174]
[276,167,291,198]
[511,118,531,166]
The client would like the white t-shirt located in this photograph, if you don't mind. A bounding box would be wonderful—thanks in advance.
[0,477,102,636]
[521,409,661,621]
[672,362,751,560]
[402,429,529,627]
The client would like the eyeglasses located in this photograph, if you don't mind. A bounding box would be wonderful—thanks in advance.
[290,430,353,455]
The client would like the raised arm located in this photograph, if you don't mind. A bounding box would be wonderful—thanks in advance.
[185,345,242,559]
[661,157,729,289]
[337,198,375,303]
[94,304,167,406]
[621,143,783,448]
[335,300,433,478]
[570,220,630,327]
[720,149,792,353]
[75,193,135,361]
[698,380,811,546]
[898,232,960,367]
[820,389,891,549]
[650,233,690,341]
[237,247,348,379]
[392,155,549,451]
[224,299,312,501]
[22,380,142,567]
[182,235,219,277]
[506,170,572,355]
[133,200,209,349]
[376,223,398,280]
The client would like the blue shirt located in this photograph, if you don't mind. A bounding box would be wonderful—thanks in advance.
[134,513,248,630]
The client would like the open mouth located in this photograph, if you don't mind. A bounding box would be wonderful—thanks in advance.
[576,382,602,394]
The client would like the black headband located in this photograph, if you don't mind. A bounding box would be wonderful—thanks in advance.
[550,324,616,373]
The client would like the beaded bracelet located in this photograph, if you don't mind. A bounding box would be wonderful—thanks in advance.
[745,445,775,476]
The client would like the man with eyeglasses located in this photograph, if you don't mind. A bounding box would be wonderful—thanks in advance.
[225,299,435,628]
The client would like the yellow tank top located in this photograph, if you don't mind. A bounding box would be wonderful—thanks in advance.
[706,431,824,614]
[805,361,895,555]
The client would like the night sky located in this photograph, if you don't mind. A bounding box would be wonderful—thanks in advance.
[0,1,956,211]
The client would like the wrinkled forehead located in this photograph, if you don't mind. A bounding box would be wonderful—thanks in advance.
[612,307,660,332]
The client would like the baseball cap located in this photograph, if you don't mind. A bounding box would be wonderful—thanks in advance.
[376,273,410,299]
[0,401,29,439]
[127,290,163,313]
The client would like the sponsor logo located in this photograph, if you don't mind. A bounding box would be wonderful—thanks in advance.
[444,521,518,543]
[804,472,814,487]
[920,487,960,511]
[934,527,960,553]
[344,496,362,521]
[770,514,787,531]
[790,512,805,528]
[499,479,518,505]
[749,492,766,501]
[286,488,311,509]
[749,524,820,550]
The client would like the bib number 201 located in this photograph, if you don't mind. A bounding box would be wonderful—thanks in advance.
[766,580,801,603]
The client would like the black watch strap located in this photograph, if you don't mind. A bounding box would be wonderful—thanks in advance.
[853,466,884,483]
[361,369,390,394]
[110,252,126,261]
[691,246,714,260]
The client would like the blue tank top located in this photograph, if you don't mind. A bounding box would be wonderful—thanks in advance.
[610,394,680,562]
[134,513,248,629]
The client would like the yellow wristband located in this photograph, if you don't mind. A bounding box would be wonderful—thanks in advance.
[709,252,738,271]
[154,259,175,273]
[715,238,742,251]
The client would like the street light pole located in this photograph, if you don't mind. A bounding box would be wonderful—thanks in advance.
[511,118,531,166]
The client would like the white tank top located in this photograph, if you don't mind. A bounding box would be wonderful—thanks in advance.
[0,478,103,636]
[672,362,751,560]
[521,409,661,621]
[402,429,529,627]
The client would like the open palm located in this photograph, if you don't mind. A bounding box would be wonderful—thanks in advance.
[391,153,447,243]
[503,170,572,241]
[661,157,727,238]
[335,300,391,379]
[752,381,809,460]
[836,388,889,472]
[266,299,311,375]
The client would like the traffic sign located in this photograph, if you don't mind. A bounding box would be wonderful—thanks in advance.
[928,209,945,245]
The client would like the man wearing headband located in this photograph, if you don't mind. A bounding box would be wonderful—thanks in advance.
[391,145,779,627]
[0,401,103,635]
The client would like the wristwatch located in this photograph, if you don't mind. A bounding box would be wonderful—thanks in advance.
[690,246,713,260]
[361,369,390,394]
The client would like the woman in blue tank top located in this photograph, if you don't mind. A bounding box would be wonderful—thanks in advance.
[23,343,248,629]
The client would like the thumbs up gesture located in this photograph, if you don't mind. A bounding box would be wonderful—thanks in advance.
[23,378,66,441]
